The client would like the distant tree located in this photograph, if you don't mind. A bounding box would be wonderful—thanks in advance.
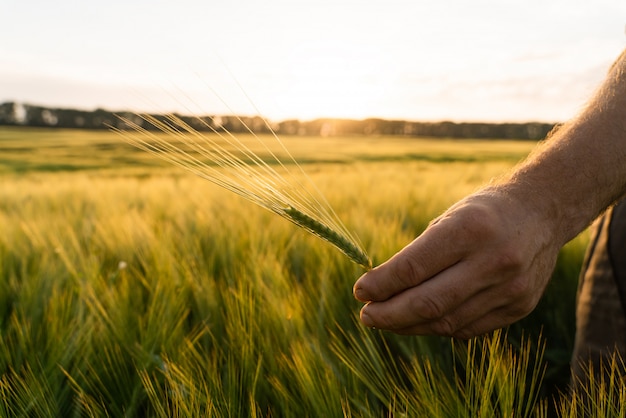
[0,101,557,140]
[277,119,300,135]
[0,102,16,125]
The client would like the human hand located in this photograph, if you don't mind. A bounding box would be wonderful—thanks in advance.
[353,187,564,339]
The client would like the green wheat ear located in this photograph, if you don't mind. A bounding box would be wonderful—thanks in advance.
[283,206,372,270]
[112,110,371,270]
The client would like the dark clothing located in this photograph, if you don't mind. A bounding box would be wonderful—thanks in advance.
[571,199,626,381]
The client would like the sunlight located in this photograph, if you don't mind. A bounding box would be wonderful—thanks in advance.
[2,0,623,122]
[259,40,388,121]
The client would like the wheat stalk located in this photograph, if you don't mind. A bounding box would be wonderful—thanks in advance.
[111,110,372,270]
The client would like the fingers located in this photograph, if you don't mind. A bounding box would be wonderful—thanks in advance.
[449,308,523,339]
[359,260,494,330]
[361,275,538,338]
[353,219,466,303]
[391,312,501,339]
[400,305,530,340]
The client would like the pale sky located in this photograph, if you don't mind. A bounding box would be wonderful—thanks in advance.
[2,0,625,122]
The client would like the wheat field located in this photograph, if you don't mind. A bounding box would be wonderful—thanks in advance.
[2,126,622,417]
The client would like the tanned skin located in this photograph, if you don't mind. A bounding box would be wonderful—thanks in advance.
[354,49,626,339]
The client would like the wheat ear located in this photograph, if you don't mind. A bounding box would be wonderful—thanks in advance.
[282,206,371,269]
[112,109,371,270]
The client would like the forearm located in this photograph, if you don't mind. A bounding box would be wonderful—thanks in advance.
[497,49,626,245]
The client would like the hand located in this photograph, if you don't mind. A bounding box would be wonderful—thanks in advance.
[353,187,563,339]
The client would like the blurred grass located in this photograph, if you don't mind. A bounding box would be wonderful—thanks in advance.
[0,126,534,173]
[0,126,610,417]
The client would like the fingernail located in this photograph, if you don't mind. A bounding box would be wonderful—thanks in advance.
[353,286,365,301]
[360,308,374,328]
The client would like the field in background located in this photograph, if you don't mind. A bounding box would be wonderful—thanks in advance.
[0,127,593,416]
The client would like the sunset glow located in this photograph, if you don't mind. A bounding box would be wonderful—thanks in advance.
[2,0,625,122]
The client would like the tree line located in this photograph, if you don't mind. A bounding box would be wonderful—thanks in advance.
[0,102,557,140]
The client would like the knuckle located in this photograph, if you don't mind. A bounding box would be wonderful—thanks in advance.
[465,204,493,227]
[492,246,524,271]
[457,204,495,237]
[507,296,536,319]
[393,255,425,288]
[431,316,458,337]
[417,294,447,321]
[506,276,531,299]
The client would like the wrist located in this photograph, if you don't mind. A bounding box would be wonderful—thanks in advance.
[491,172,590,248]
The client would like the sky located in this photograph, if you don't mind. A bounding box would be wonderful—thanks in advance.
[1,0,625,123]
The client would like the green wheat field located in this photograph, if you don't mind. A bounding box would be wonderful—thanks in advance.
[1,126,624,417]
